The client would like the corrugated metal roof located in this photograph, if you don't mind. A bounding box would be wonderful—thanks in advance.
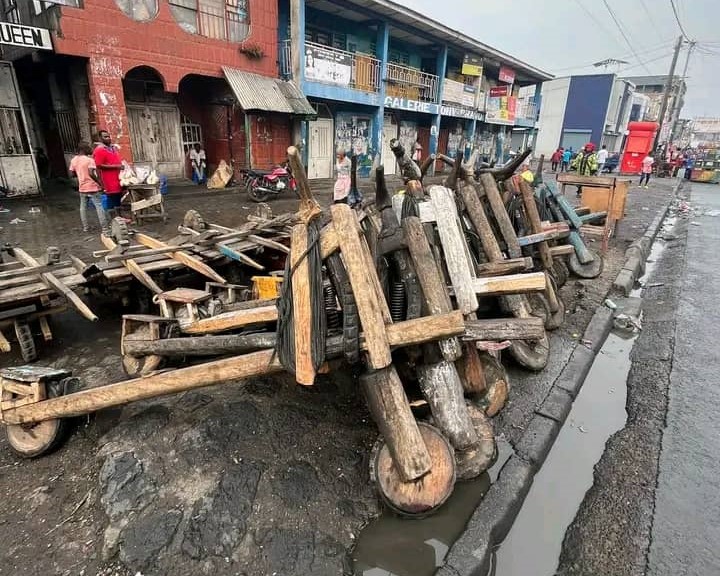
[222,67,315,116]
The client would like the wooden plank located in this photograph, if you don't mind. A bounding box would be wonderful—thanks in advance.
[182,305,278,334]
[517,229,570,247]
[471,272,546,296]
[477,258,533,276]
[123,332,277,357]
[479,173,522,259]
[457,181,505,262]
[464,317,545,341]
[0,261,72,280]
[130,196,162,211]
[11,248,97,322]
[247,234,290,254]
[519,179,554,270]
[101,234,164,293]
[105,244,199,262]
[428,185,479,314]
[217,243,265,270]
[2,381,34,396]
[556,173,616,187]
[331,204,392,370]
[0,267,80,290]
[0,277,85,306]
[290,224,315,386]
[568,230,595,264]
[38,316,52,342]
[288,145,322,223]
[385,311,464,348]
[319,224,340,259]
[545,182,585,229]
[2,349,285,425]
[134,233,227,284]
[550,244,575,256]
[403,216,462,362]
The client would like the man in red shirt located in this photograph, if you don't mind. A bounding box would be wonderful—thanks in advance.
[92,130,124,211]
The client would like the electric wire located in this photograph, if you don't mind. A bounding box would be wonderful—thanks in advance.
[600,0,653,74]
[670,0,692,41]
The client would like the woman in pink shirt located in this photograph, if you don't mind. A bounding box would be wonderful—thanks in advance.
[639,153,655,188]
[69,142,108,232]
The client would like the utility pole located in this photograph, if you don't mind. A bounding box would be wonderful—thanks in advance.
[653,35,684,152]
[669,40,695,145]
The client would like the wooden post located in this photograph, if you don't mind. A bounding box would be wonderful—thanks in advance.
[464,317,545,341]
[331,204,392,370]
[519,179,554,270]
[287,146,322,223]
[457,181,504,262]
[417,360,479,451]
[361,366,431,482]
[470,272,547,296]
[403,216,462,362]
[290,224,315,385]
[100,234,163,294]
[479,173,522,258]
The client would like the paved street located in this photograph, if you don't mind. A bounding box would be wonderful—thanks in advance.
[556,181,720,576]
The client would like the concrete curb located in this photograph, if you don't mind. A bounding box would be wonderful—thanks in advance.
[439,185,678,576]
[612,179,685,296]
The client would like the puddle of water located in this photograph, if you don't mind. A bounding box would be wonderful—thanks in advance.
[352,438,513,576]
[491,332,635,576]
[630,217,675,297]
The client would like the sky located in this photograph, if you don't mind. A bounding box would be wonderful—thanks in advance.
[405,0,720,118]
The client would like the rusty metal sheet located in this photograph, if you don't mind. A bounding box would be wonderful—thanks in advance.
[221,67,314,115]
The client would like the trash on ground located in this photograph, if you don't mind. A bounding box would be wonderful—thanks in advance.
[9,218,25,224]
[604,298,617,310]
[614,313,642,334]
[29,207,41,214]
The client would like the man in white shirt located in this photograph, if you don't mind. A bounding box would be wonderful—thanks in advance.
[596,145,609,174]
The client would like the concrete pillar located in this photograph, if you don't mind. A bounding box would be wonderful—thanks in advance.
[372,21,390,165]
[429,44,448,168]
[86,56,132,158]
[290,0,306,89]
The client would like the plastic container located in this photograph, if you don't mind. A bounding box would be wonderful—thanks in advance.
[251,276,284,299]
[159,175,168,195]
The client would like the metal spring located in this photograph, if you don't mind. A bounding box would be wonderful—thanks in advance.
[390,280,406,322]
[323,279,341,329]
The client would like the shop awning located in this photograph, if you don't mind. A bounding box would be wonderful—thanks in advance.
[222,67,315,116]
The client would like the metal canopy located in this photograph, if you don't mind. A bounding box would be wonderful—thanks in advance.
[221,67,315,115]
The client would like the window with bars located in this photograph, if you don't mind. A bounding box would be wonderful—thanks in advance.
[168,0,249,42]
[2,0,20,24]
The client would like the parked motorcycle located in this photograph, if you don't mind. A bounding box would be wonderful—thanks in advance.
[242,162,297,202]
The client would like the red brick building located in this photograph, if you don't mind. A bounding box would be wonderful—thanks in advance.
[2,0,311,183]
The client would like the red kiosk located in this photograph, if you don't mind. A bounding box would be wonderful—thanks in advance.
[620,121,659,174]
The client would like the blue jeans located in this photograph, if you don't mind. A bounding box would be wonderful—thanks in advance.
[80,192,107,230]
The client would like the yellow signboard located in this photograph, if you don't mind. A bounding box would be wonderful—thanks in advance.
[462,54,483,77]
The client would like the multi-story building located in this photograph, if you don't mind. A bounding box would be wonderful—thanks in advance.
[277,0,551,178]
[690,117,720,149]
[535,73,634,158]
[0,0,313,194]
[622,74,687,143]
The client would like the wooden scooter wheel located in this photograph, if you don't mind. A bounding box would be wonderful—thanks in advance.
[6,419,67,459]
[371,422,456,518]
[568,249,604,279]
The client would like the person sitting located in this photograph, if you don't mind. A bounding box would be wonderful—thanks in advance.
[189,143,207,185]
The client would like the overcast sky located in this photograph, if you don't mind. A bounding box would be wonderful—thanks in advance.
[405,0,720,118]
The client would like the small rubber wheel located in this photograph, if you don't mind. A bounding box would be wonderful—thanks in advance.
[551,259,569,287]
[326,253,360,365]
[122,354,164,378]
[371,422,456,518]
[455,403,496,481]
[183,209,206,231]
[248,184,270,203]
[509,334,550,372]
[14,321,37,363]
[6,381,68,458]
[568,249,604,279]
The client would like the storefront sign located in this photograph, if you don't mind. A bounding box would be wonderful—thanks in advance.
[305,45,352,87]
[384,96,439,115]
[35,0,81,7]
[462,54,483,77]
[489,85,510,98]
[0,22,52,50]
[498,66,515,85]
[442,78,477,108]
[440,104,479,120]
[486,95,517,125]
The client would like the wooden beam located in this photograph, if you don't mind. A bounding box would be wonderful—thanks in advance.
[471,272,546,296]
[290,224,315,386]
[519,179,554,270]
[477,258,534,277]
[182,305,278,334]
[464,317,545,341]
[479,173,522,259]
[331,204,392,370]
[457,181,505,262]
[134,233,227,284]
[0,330,10,353]
[101,234,164,294]
[550,244,575,257]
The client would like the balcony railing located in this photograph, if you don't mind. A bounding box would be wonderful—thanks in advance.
[385,62,439,103]
[516,101,539,122]
[281,40,382,92]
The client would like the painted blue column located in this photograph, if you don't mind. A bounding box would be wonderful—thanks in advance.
[430,44,448,172]
[290,0,308,164]
[465,118,477,161]
[372,21,390,166]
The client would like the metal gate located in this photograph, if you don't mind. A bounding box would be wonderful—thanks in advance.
[127,105,183,178]
[0,62,40,196]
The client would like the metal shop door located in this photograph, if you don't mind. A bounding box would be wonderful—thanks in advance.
[0,62,40,196]
[127,105,183,178]
[308,117,333,179]
[382,116,398,175]
[561,130,592,154]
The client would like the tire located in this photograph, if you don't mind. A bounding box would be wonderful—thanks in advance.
[248,182,270,203]
[551,259,569,287]
[568,249,604,279]
[14,321,37,363]
[544,274,566,331]
[326,253,360,365]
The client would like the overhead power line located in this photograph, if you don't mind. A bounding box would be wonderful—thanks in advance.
[551,41,676,73]
[639,0,663,38]
[670,0,692,41]
[600,0,653,74]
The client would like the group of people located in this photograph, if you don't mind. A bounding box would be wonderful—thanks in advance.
[550,144,612,174]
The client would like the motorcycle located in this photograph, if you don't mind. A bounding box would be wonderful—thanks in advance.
[242,162,297,203]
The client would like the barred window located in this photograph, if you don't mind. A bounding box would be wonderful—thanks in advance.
[169,0,249,42]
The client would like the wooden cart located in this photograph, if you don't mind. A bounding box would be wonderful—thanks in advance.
[123,183,167,224]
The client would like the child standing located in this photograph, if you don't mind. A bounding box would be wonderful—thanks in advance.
[639,153,655,188]
[69,142,107,232]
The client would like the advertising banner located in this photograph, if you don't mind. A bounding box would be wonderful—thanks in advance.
[498,66,515,85]
[461,54,483,77]
[486,94,517,125]
[305,45,352,86]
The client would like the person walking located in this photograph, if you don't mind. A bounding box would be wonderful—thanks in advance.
[550,147,563,172]
[333,148,352,204]
[639,153,654,188]
[69,142,108,233]
[685,155,695,180]
[596,144,609,174]
[571,143,599,196]
[561,147,573,172]
[92,130,124,214]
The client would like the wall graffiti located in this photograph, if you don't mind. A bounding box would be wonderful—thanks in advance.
[398,120,418,158]
[335,113,373,177]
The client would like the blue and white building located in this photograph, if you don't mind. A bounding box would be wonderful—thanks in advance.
[278,0,552,178]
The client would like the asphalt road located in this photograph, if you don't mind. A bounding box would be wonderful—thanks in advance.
[647,183,720,575]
